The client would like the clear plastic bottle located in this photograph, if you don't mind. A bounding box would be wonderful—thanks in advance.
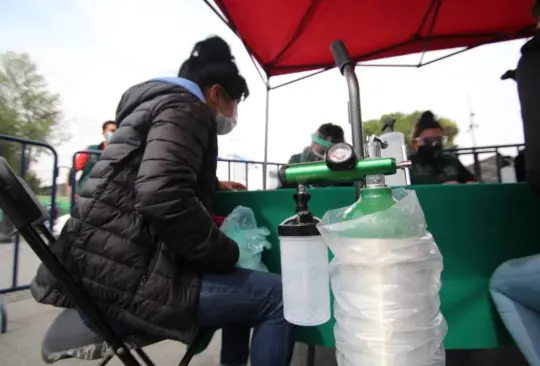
[279,234,330,325]
[278,186,331,326]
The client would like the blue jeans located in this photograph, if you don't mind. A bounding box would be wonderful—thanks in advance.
[490,254,540,366]
[198,268,295,366]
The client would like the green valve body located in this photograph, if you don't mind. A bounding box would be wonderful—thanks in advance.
[280,157,397,185]
[343,186,397,221]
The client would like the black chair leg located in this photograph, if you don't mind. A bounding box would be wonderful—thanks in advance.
[178,330,208,366]
[97,354,114,366]
[178,346,197,366]
[307,345,316,366]
[134,348,156,366]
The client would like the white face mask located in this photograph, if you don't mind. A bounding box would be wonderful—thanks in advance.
[216,110,238,135]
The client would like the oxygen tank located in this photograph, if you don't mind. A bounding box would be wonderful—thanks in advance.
[318,136,447,366]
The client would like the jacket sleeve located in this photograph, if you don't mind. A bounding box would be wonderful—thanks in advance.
[134,99,239,272]
[456,160,476,183]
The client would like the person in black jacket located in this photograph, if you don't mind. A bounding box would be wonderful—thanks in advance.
[516,3,540,197]
[30,36,294,366]
[408,111,476,185]
[489,5,540,366]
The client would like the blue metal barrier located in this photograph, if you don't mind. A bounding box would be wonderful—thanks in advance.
[0,134,59,333]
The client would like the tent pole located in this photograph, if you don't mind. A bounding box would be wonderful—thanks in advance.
[262,85,270,190]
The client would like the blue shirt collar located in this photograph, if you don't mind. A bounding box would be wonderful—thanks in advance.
[151,77,206,103]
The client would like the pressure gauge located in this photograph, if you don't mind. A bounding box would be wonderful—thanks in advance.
[325,142,357,171]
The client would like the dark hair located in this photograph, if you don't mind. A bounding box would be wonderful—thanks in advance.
[317,123,345,143]
[533,0,540,18]
[412,111,443,139]
[178,36,249,101]
[102,120,116,131]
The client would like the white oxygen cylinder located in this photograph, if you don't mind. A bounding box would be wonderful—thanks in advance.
[278,188,331,326]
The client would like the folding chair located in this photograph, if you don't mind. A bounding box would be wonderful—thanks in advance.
[0,157,208,365]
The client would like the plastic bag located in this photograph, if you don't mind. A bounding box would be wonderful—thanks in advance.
[220,206,271,272]
[318,188,447,366]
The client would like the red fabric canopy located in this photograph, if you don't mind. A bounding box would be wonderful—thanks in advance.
[215,0,536,76]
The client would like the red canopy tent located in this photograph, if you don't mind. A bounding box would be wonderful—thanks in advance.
[204,0,536,187]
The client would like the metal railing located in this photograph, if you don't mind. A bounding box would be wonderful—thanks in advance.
[69,150,284,208]
[446,143,524,183]
[217,158,283,190]
[0,135,59,333]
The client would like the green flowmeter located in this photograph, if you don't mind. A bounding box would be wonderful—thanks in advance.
[278,140,411,187]
[278,137,412,220]
[279,157,396,185]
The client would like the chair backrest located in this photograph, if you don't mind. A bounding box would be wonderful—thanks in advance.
[0,157,49,230]
[0,157,144,365]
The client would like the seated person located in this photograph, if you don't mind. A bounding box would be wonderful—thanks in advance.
[288,123,345,164]
[30,36,294,366]
[279,123,350,189]
[409,111,476,185]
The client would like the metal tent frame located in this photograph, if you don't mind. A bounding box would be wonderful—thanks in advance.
[203,0,534,189]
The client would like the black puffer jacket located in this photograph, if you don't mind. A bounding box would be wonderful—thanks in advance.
[31,80,239,343]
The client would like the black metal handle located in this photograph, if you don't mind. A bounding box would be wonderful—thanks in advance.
[330,40,353,75]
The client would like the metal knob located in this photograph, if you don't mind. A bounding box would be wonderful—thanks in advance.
[366,135,388,148]
[396,160,412,169]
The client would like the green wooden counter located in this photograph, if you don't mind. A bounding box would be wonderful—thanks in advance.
[213,183,540,350]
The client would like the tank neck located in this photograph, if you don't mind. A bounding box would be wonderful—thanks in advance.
[364,136,388,188]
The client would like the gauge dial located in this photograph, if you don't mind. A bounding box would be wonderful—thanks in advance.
[325,143,357,171]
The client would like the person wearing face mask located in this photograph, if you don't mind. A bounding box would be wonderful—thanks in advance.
[73,120,117,193]
[288,123,345,164]
[30,36,294,366]
[409,111,476,185]
[278,123,346,189]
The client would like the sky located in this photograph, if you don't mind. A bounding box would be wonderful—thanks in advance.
[0,0,528,185]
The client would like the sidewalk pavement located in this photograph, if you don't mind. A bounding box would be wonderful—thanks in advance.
[0,292,336,366]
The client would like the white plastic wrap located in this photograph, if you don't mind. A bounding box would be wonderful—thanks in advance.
[318,189,447,366]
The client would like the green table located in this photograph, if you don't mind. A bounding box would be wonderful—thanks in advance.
[213,183,540,349]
